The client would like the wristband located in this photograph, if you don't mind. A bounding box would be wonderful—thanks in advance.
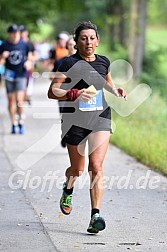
[66,89,79,101]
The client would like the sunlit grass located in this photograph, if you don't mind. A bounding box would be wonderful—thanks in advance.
[146,26,167,46]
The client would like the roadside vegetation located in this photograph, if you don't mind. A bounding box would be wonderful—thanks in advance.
[97,28,167,175]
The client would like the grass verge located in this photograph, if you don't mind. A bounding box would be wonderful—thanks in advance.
[110,92,167,175]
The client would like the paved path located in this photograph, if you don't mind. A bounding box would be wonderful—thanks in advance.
[0,78,167,252]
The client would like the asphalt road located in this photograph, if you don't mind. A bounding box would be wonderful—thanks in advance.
[0,77,167,252]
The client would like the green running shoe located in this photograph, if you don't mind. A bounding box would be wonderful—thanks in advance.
[87,213,106,233]
[60,183,72,215]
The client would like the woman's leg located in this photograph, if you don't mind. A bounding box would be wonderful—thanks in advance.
[65,143,86,188]
[86,131,110,233]
[60,143,86,215]
[88,131,110,209]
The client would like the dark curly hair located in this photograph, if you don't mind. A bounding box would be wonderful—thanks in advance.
[73,21,99,44]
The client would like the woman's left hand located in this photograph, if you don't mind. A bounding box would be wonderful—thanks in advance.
[112,87,127,100]
[117,88,127,100]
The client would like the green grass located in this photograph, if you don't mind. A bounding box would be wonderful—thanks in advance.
[146,26,167,47]
[110,93,167,175]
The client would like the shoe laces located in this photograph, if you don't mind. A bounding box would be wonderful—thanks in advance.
[63,193,72,207]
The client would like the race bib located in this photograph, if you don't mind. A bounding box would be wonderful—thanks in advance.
[5,69,15,81]
[79,90,103,111]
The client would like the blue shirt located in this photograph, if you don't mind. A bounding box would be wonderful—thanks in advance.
[0,40,29,77]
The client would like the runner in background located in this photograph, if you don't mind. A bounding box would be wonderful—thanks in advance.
[20,25,39,105]
[0,24,31,134]
[49,31,69,67]
[35,39,51,73]
[52,36,76,73]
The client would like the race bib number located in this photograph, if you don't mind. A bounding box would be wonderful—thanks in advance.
[5,69,15,81]
[79,90,103,111]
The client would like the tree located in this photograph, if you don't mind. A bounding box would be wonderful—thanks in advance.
[85,0,130,49]
[106,0,129,48]
[0,0,58,39]
[128,0,147,79]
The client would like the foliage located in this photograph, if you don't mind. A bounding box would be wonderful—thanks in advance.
[0,0,167,40]
[148,0,167,25]
[140,72,167,100]
[0,0,130,42]
[0,0,58,39]
[141,28,167,99]
[96,42,128,63]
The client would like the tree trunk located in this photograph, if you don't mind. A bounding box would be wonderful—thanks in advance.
[129,0,147,79]
[107,0,127,49]
[108,0,118,49]
[119,3,126,47]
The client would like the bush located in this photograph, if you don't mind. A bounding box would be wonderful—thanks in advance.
[141,45,167,99]
[96,42,128,62]
[140,72,167,99]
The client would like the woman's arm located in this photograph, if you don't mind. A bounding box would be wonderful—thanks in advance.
[104,72,127,100]
[47,71,98,101]
[47,72,68,100]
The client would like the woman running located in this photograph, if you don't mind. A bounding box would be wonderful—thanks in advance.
[48,21,127,233]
